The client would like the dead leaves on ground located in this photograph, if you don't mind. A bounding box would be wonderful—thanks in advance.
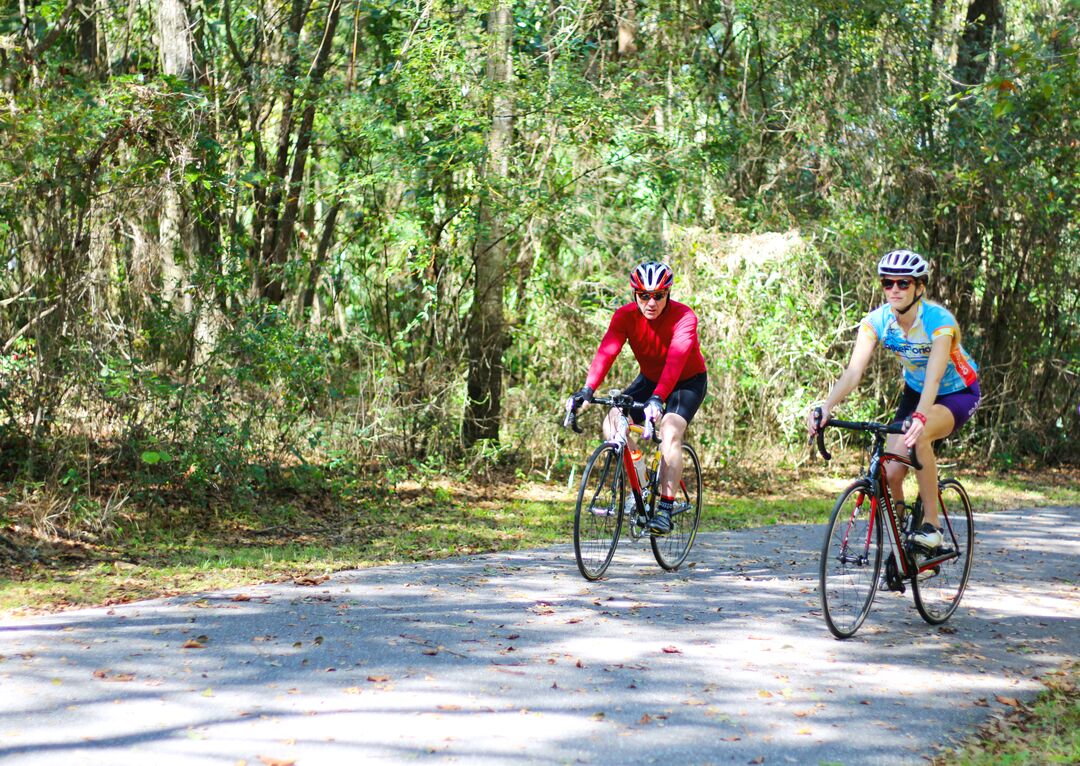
[293,574,329,587]
[92,669,135,682]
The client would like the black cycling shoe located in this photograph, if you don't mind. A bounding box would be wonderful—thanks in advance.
[648,503,673,535]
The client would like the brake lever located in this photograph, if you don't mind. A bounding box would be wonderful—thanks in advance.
[563,408,583,434]
[813,407,832,461]
[901,417,924,470]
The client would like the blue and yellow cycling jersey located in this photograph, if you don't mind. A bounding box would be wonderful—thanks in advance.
[859,300,978,394]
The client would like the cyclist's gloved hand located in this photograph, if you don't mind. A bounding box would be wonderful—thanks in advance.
[642,395,664,440]
[808,405,830,441]
[566,386,594,414]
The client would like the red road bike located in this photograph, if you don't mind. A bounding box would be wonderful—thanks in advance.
[564,392,702,580]
[813,408,975,639]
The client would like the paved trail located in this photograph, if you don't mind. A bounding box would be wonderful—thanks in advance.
[1,506,1077,765]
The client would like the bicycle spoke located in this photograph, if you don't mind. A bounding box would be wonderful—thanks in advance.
[820,482,882,639]
[573,444,624,580]
[651,444,702,571]
[912,479,974,624]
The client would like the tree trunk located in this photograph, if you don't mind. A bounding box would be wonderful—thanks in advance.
[463,4,513,447]
[157,0,220,364]
[157,0,192,313]
[616,0,637,57]
[954,0,1004,89]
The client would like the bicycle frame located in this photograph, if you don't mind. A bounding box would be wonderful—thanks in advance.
[613,419,652,517]
[565,392,661,518]
[832,427,962,583]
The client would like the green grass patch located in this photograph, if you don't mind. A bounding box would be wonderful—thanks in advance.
[0,465,1077,617]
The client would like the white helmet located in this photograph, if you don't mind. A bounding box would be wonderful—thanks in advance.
[878,249,929,280]
[629,261,674,292]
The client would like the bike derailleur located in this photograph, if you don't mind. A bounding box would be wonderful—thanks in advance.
[884,552,906,593]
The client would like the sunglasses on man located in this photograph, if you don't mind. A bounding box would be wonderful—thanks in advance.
[880,278,914,290]
[635,290,669,302]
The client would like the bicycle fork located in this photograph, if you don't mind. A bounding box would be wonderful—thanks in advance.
[838,491,875,567]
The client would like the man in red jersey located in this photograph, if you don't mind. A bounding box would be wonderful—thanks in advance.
[566,261,708,533]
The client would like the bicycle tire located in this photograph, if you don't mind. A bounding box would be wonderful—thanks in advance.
[573,443,625,580]
[820,479,883,639]
[912,478,974,624]
[651,443,702,571]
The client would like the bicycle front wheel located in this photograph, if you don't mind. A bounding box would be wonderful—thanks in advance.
[651,444,702,571]
[912,478,974,624]
[573,443,625,580]
[820,480,882,639]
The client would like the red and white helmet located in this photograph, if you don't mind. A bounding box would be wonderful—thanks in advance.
[878,249,929,280]
[629,261,674,292]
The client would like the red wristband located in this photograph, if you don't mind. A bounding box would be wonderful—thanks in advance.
[911,412,927,426]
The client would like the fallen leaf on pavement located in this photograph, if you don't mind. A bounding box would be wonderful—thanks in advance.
[662,646,681,654]
[294,575,328,586]
[182,640,205,649]
[995,695,1020,707]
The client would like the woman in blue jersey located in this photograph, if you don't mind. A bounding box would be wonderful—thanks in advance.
[808,250,981,550]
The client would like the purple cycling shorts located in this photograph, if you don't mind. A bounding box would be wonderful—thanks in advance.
[895,381,981,435]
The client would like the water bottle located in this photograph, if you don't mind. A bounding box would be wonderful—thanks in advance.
[630,449,647,487]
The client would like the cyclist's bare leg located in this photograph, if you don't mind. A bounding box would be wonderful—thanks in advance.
[602,407,636,448]
[657,412,688,497]
[883,435,910,505]
[884,405,954,527]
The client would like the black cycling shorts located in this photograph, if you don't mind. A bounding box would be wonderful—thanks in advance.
[622,372,708,426]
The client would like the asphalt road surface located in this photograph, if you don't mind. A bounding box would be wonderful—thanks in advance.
[1,505,1077,765]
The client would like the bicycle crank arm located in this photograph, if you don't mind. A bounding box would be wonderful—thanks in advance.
[915,548,959,571]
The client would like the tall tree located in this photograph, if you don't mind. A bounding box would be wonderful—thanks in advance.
[463,3,514,446]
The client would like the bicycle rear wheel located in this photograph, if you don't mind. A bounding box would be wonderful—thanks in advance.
[912,479,974,624]
[651,444,702,571]
[820,480,882,639]
[573,443,625,580]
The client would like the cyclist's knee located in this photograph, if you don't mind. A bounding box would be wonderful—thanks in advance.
[884,460,907,482]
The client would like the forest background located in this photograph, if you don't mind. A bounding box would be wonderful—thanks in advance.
[0,0,1077,556]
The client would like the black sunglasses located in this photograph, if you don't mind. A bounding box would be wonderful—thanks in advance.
[880,278,914,290]
[635,290,669,302]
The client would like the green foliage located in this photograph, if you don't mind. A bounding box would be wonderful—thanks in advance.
[0,0,1077,513]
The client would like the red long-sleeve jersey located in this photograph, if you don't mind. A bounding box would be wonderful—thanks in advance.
[584,300,707,401]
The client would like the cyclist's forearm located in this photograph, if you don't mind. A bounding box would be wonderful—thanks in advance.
[916,338,951,414]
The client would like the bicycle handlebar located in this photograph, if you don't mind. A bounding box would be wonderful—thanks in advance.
[812,407,923,470]
[563,393,660,442]
[590,394,646,411]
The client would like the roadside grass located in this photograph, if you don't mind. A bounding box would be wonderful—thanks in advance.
[1,463,1076,615]
[933,661,1080,766]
